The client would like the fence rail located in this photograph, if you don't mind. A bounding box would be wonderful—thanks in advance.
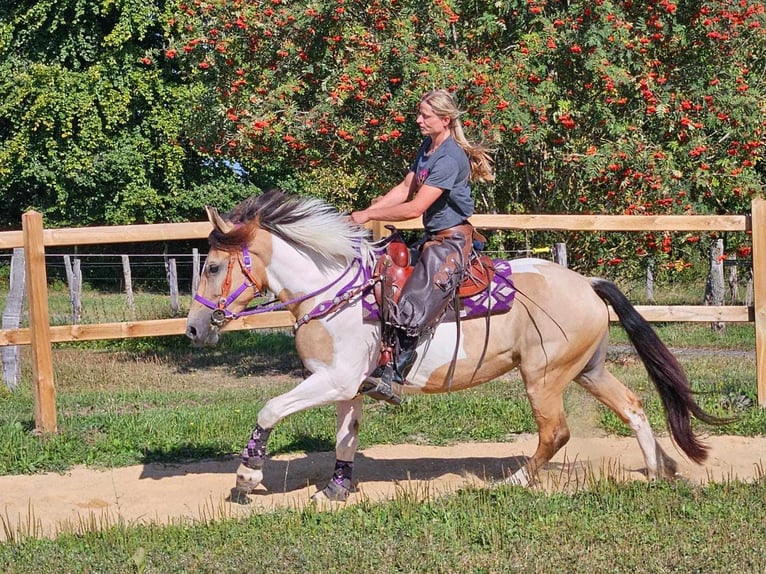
[2,199,766,432]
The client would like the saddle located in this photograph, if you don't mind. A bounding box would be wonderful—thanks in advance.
[369,228,499,391]
[373,229,496,307]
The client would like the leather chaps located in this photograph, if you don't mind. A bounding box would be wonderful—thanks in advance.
[388,222,473,337]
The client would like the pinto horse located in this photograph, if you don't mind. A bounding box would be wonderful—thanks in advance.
[185,189,724,501]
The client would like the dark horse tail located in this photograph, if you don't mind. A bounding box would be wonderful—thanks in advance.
[590,278,730,464]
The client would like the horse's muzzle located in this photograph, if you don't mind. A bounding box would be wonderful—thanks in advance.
[185,322,220,347]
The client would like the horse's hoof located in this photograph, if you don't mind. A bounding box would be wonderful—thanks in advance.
[235,463,263,493]
[228,487,252,505]
[312,479,353,502]
[504,468,531,487]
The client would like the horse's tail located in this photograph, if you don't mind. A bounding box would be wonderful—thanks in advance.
[590,278,731,464]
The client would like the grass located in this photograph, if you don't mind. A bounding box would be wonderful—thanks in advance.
[1,316,765,571]
[1,323,764,475]
[1,479,765,573]
[608,321,756,349]
[1,324,763,476]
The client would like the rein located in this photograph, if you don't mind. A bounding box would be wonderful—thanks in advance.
[194,244,376,331]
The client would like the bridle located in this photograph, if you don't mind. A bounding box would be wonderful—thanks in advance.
[193,244,377,331]
[194,245,265,328]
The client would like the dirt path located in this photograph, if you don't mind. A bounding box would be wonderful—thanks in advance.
[1,434,764,541]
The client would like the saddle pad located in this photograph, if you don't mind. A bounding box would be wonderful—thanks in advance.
[362,259,515,323]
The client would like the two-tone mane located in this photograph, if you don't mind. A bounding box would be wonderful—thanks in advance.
[209,189,373,265]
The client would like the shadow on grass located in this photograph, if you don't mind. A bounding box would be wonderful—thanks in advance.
[140,445,235,464]
[106,330,309,379]
[176,348,307,378]
[180,330,306,377]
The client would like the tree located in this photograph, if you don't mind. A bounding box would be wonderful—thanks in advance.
[167,0,764,273]
[0,0,251,228]
[2,0,763,277]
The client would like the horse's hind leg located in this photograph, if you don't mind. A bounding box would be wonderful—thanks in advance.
[508,368,574,486]
[576,365,679,480]
[509,349,678,485]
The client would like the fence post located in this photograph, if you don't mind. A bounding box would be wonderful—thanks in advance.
[752,197,766,407]
[646,260,655,303]
[64,255,82,324]
[552,242,567,267]
[122,255,135,319]
[22,211,57,433]
[727,255,739,304]
[704,238,725,334]
[192,248,200,296]
[1,248,25,390]
[167,258,180,316]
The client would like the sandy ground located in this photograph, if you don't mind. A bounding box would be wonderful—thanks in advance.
[1,434,764,541]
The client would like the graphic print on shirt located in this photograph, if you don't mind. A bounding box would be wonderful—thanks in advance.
[407,165,430,201]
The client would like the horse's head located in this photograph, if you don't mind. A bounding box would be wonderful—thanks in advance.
[185,206,267,347]
[186,189,374,346]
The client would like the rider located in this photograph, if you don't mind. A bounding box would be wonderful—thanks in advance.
[350,89,494,403]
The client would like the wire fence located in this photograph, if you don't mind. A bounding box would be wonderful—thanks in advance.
[1,251,202,327]
[0,245,749,329]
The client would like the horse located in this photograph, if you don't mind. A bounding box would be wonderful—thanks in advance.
[185,189,726,501]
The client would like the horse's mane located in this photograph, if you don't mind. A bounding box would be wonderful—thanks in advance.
[210,189,373,264]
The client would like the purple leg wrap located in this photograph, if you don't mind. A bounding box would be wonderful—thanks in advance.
[242,424,271,469]
[332,459,353,486]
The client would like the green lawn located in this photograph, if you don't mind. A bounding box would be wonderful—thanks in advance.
[0,324,763,572]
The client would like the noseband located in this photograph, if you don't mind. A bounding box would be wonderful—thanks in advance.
[194,245,264,327]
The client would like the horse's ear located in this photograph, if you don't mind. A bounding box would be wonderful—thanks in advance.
[205,206,234,234]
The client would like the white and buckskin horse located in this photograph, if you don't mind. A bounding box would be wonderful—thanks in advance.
[185,189,726,501]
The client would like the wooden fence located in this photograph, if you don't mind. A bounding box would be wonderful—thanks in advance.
[2,199,766,433]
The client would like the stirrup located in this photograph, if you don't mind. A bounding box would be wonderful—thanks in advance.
[359,367,402,405]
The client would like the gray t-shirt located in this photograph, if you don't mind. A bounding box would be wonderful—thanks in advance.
[409,136,473,233]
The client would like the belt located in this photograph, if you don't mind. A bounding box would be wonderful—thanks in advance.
[429,222,473,239]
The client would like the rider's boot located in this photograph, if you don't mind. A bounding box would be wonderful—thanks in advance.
[360,332,418,405]
[390,333,419,383]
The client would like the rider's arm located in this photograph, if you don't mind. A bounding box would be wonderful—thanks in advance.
[366,172,413,209]
[351,181,442,225]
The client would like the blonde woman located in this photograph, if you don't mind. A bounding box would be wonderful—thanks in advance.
[351,89,494,403]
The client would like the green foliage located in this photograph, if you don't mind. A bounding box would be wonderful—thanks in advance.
[0,1,250,228]
[1,0,763,276]
[167,0,765,271]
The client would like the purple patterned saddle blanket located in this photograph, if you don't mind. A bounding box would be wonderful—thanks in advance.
[362,259,516,323]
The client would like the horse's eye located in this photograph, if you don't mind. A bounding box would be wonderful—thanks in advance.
[208,264,220,275]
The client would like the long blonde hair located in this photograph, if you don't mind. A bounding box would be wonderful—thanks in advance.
[420,89,495,183]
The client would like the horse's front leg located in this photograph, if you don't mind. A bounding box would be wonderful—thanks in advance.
[233,369,361,497]
[234,423,271,494]
[312,395,364,502]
